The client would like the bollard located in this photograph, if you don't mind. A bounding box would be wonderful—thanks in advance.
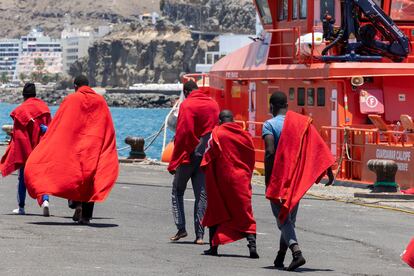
[125,136,146,160]
[367,159,398,193]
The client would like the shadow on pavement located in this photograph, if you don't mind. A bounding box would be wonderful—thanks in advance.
[217,254,251,259]
[4,214,114,220]
[27,222,119,228]
[263,266,334,272]
[4,213,50,217]
[170,241,199,245]
[58,216,114,220]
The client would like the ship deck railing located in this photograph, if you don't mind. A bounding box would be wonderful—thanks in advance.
[321,125,414,181]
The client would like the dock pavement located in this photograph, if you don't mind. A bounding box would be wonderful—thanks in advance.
[0,162,413,275]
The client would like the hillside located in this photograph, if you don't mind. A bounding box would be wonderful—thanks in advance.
[70,23,218,87]
[0,0,160,37]
[162,0,255,34]
[0,0,256,38]
[0,0,257,86]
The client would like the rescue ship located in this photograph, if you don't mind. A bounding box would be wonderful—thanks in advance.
[165,0,414,190]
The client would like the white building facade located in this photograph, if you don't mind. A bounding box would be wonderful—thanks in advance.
[0,26,111,83]
[61,28,94,73]
[0,39,21,81]
[15,29,63,80]
[61,26,111,73]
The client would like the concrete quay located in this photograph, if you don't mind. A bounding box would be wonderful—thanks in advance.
[0,163,412,275]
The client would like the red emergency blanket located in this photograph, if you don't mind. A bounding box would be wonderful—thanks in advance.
[24,86,119,204]
[401,188,414,195]
[201,123,256,246]
[168,90,219,172]
[266,111,335,223]
[402,238,414,269]
[0,98,51,176]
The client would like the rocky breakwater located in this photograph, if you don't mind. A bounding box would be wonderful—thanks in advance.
[70,22,218,87]
[104,93,177,108]
[0,87,177,108]
[0,88,69,106]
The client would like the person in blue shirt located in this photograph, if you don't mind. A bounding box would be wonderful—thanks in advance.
[262,92,305,271]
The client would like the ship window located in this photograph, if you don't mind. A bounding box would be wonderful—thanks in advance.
[214,54,220,62]
[278,0,288,21]
[317,88,326,106]
[390,1,414,21]
[289,88,295,100]
[320,0,335,20]
[300,0,307,19]
[307,88,315,106]
[256,0,273,25]
[293,0,299,19]
[298,88,305,106]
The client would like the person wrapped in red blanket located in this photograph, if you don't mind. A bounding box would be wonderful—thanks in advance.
[0,83,51,216]
[24,76,119,225]
[168,80,220,244]
[201,110,259,258]
[402,238,414,269]
[263,92,335,271]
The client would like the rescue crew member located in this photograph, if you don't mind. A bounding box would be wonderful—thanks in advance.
[24,75,119,225]
[168,80,220,244]
[202,110,259,258]
[263,92,334,271]
[0,83,51,216]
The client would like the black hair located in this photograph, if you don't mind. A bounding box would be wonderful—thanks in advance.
[74,75,89,87]
[219,110,234,123]
[22,82,36,98]
[183,80,198,93]
[269,92,288,109]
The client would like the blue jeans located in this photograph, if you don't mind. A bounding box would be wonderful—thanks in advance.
[171,161,207,239]
[271,202,299,247]
[18,167,49,208]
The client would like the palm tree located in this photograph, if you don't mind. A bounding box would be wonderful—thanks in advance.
[1,72,9,84]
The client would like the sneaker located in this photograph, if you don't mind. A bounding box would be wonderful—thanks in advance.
[170,230,188,241]
[41,201,50,217]
[12,208,25,215]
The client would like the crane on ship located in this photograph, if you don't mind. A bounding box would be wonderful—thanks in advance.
[322,0,411,62]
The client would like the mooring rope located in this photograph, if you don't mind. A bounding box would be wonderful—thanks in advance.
[144,124,165,151]
[117,123,166,152]
[117,146,130,151]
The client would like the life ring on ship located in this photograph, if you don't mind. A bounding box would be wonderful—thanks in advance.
[161,141,174,163]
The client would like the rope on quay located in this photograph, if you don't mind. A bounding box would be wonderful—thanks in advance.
[307,192,414,216]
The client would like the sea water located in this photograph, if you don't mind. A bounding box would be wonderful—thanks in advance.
[0,103,174,160]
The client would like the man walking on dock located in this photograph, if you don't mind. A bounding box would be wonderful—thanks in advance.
[168,80,220,244]
[24,75,119,225]
[201,110,259,258]
[0,83,51,216]
[263,92,334,271]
